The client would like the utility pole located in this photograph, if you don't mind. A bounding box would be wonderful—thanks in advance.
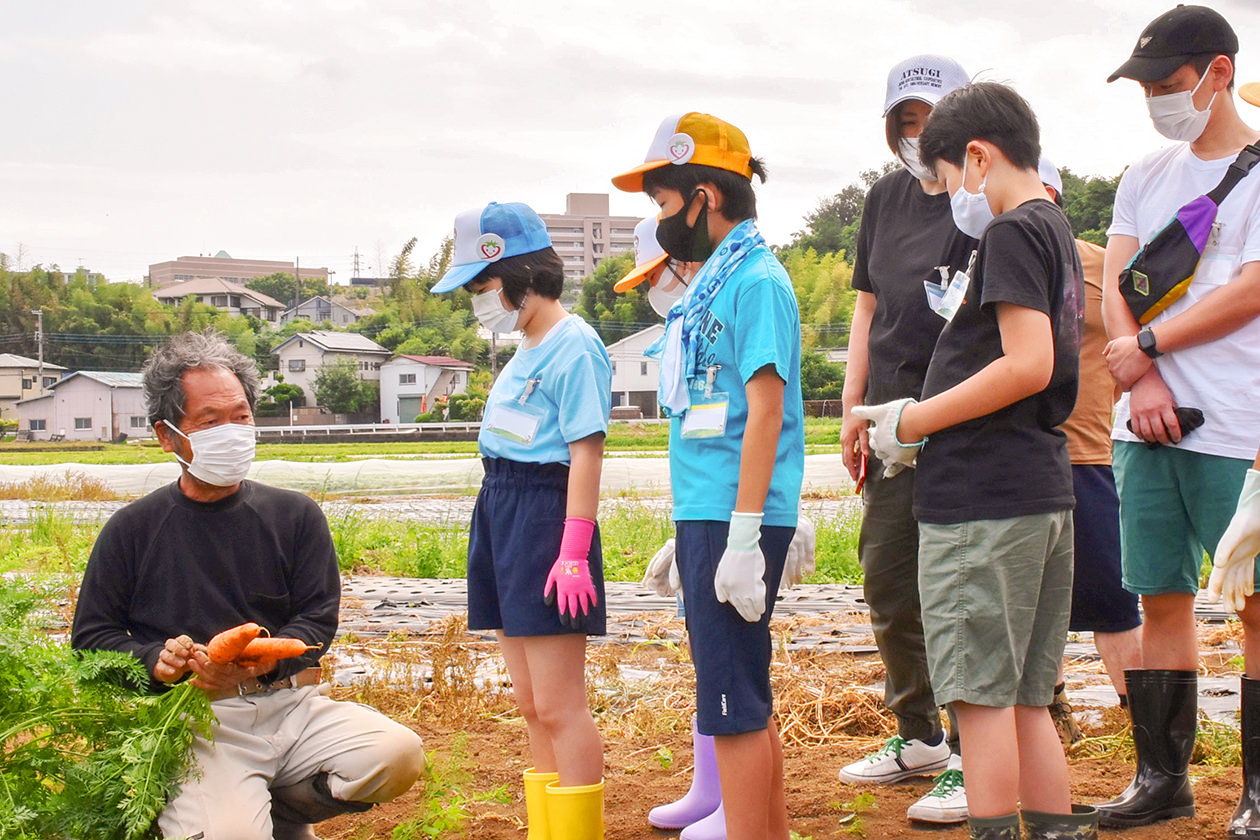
[30,308,44,392]
[293,256,301,312]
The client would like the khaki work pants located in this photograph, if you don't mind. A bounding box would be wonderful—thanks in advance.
[158,684,423,840]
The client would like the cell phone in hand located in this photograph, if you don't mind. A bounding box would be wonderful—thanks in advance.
[1125,406,1205,448]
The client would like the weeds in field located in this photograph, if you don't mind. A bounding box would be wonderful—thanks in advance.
[0,472,123,502]
[0,509,97,575]
[1072,710,1241,767]
[390,733,474,839]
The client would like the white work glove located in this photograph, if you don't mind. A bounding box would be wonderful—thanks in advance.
[851,398,926,478]
[781,515,816,588]
[714,512,767,622]
[1207,469,1260,613]
[642,538,681,597]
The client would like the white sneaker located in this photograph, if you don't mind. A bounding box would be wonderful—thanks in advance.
[837,734,951,784]
[906,754,968,824]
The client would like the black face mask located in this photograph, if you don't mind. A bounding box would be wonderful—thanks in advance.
[655,189,713,262]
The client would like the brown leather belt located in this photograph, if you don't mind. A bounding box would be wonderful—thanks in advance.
[206,667,322,701]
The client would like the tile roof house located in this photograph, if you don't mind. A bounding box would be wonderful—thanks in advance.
[152,278,286,322]
[379,355,476,423]
[271,330,391,406]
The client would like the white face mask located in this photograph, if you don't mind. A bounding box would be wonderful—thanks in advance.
[648,264,689,318]
[165,421,255,487]
[1146,66,1217,142]
[949,154,995,239]
[898,136,935,182]
[472,287,521,333]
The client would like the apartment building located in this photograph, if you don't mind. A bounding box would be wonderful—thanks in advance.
[147,251,329,290]
[539,193,638,293]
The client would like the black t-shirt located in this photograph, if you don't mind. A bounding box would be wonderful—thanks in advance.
[915,199,1083,524]
[852,168,977,404]
[71,480,340,691]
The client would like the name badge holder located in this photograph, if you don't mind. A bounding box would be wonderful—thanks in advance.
[681,365,729,439]
[927,249,977,323]
[483,377,546,445]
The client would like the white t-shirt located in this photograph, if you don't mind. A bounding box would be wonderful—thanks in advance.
[1109,142,1260,460]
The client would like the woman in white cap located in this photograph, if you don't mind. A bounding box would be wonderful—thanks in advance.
[429,202,612,840]
[836,54,976,825]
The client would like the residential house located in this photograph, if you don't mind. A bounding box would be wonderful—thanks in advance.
[152,277,286,322]
[271,330,391,406]
[607,324,665,418]
[281,296,361,328]
[379,355,475,424]
[16,371,148,441]
[0,354,66,421]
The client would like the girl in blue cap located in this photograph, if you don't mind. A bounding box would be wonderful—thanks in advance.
[430,201,612,840]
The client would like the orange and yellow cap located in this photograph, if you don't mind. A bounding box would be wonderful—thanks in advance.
[613,215,669,293]
[1242,82,1260,107]
[612,112,754,193]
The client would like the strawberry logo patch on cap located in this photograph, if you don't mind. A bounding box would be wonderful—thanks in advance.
[476,233,506,262]
[668,132,695,165]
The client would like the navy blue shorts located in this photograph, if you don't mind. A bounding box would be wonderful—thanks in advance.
[1070,464,1141,634]
[467,458,606,637]
[676,520,793,736]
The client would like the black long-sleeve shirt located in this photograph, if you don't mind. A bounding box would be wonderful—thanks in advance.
[71,480,340,692]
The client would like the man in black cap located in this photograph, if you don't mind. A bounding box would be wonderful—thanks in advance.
[1098,5,1260,836]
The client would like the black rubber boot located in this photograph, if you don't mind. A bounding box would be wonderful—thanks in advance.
[1231,676,1260,838]
[270,772,372,838]
[1023,805,1099,840]
[967,812,1019,840]
[1096,669,1196,827]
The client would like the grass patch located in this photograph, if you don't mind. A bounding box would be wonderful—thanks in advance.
[0,419,845,465]
[1,495,863,585]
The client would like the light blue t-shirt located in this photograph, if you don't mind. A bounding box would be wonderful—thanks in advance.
[478,315,612,465]
[669,244,804,527]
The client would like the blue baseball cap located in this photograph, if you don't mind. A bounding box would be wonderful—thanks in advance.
[431,202,553,293]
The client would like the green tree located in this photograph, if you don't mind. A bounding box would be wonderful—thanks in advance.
[574,253,659,344]
[800,352,846,400]
[312,358,371,412]
[776,246,858,348]
[1059,168,1122,246]
[785,163,897,261]
[245,272,329,307]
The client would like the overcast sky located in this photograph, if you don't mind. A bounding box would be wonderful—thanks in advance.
[2,1,1258,284]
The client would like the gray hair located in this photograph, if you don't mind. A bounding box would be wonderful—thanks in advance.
[143,330,260,427]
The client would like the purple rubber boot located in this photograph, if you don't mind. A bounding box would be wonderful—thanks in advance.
[648,718,722,829]
[680,802,726,840]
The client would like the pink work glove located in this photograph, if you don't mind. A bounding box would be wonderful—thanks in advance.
[543,517,598,629]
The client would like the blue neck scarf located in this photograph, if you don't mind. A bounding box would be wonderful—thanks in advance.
[647,219,766,414]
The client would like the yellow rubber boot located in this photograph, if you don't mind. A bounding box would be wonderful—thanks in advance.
[544,779,605,840]
[524,768,560,840]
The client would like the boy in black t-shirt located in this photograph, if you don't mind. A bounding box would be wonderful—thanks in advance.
[853,82,1090,840]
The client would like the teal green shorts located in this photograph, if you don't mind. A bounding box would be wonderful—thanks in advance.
[919,511,1074,708]
[1113,441,1251,595]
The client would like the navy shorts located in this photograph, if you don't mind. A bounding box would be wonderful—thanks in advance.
[1069,464,1141,634]
[467,458,606,637]
[676,520,793,736]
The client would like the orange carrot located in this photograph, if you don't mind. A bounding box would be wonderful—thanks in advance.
[206,622,263,664]
[233,637,318,667]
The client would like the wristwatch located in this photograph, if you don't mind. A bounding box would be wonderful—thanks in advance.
[1137,327,1163,359]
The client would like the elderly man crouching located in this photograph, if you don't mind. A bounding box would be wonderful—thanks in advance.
[72,331,424,840]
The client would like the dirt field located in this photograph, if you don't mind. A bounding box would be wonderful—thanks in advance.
[312,613,1248,839]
